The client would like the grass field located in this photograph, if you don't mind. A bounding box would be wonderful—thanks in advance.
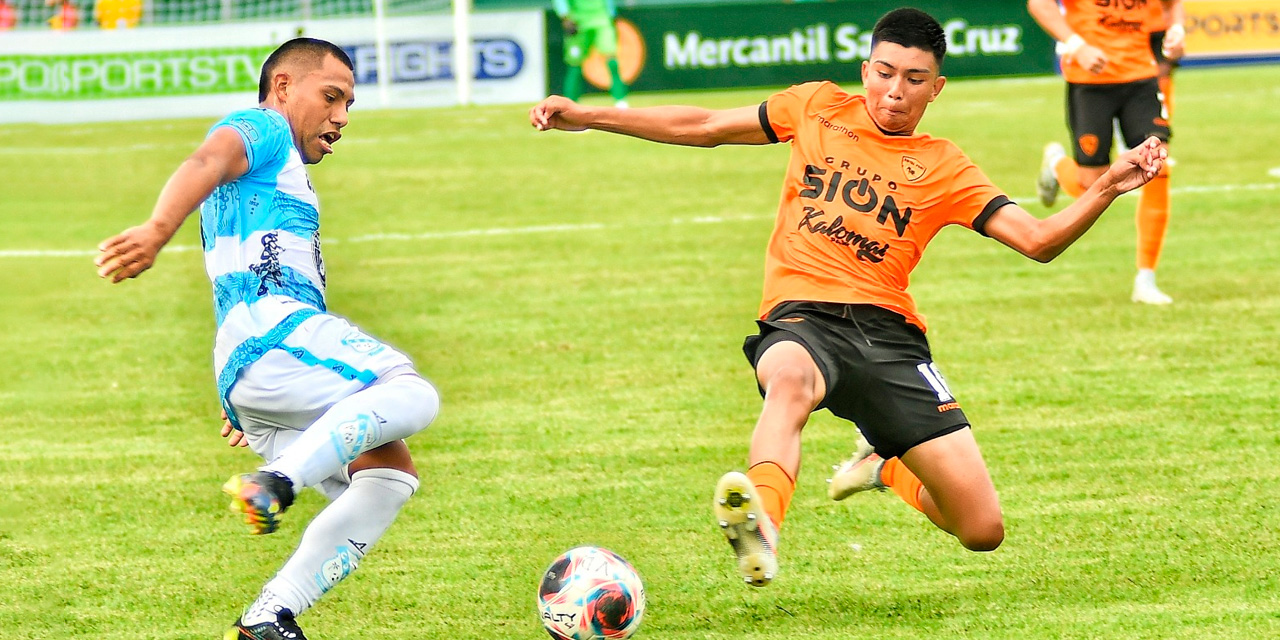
[1,64,1278,639]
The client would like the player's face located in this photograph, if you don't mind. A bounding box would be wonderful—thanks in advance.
[860,42,945,135]
[286,54,356,165]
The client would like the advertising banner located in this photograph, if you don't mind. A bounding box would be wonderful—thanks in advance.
[1184,0,1280,64]
[0,10,546,124]
[0,47,272,101]
[546,1,1056,95]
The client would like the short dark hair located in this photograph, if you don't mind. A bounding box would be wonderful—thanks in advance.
[258,37,355,102]
[871,8,947,67]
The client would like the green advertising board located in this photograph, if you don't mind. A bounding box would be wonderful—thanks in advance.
[0,46,273,100]
[546,0,1056,95]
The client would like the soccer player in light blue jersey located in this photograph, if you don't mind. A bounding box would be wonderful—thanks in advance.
[95,38,440,640]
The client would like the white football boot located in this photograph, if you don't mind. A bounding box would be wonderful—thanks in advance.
[1132,269,1173,305]
[713,471,778,588]
[1037,142,1066,208]
[827,437,887,501]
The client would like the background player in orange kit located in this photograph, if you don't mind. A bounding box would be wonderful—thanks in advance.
[1148,0,1186,121]
[1030,0,1183,305]
[530,8,1167,587]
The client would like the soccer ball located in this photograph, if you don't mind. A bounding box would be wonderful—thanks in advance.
[537,546,646,640]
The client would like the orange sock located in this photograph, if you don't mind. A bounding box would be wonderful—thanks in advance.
[879,457,925,514]
[1136,166,1171,270]
[1053,155,1086,198]
[747,461,795,530]
[1158,75,1175,121]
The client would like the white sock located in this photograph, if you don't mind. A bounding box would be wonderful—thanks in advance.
[242,468,420,623]
[239,586,290,626]
[264,375,439,490]
[1135,268,1158,288]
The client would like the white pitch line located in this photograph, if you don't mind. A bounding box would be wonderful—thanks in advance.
[4,181,1275,259]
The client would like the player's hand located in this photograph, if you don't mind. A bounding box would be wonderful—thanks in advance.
[1106,136,1166,195]
[95,222,168,283]
[561,17,578,36]
[1162,24,1186,60]
[1076,44,1108,74]
[529,95,590,132]
[220,409,248,447]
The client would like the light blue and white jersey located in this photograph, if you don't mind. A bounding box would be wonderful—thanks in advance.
[200,108,328,406]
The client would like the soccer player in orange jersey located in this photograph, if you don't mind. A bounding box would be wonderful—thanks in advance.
[1029,0,1183,305]
[530,8,1165,587]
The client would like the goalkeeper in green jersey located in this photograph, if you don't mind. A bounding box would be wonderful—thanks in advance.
[554,0,629,106]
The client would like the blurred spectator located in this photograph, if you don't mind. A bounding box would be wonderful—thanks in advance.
[0,0,17,30]
[48,0,79,29]
[95,0,142,28]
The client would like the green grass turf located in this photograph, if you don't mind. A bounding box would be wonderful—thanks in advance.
[1,64,1278,639]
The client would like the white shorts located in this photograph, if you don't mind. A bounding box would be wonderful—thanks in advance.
[228,313,417,496]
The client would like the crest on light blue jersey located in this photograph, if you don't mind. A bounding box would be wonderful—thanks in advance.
[341,330,384,355]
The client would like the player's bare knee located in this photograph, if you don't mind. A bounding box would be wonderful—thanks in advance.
[352,440,417,477]
[958,517,1005,552]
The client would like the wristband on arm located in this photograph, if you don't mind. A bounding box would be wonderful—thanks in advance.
[1056,33,1086,57]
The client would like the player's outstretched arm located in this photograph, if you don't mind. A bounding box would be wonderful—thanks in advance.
[984,137,1166,262]
[529,96,771,147]
[95,127,249,283]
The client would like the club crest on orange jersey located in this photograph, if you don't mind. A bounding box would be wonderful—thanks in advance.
[901,156,927,182]
[1079,134,1099,157]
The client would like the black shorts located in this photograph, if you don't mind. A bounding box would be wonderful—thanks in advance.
[742,301,970,460]
[1066,78,1170,167]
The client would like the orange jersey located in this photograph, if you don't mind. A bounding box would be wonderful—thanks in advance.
[759,82,1011,332]
[1061,0,1158,84]
[1142,0,1171,32]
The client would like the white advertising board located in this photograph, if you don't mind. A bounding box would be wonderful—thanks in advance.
[0,10,546,124]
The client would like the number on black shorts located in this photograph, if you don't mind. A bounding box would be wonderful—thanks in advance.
[916,362,954,402]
